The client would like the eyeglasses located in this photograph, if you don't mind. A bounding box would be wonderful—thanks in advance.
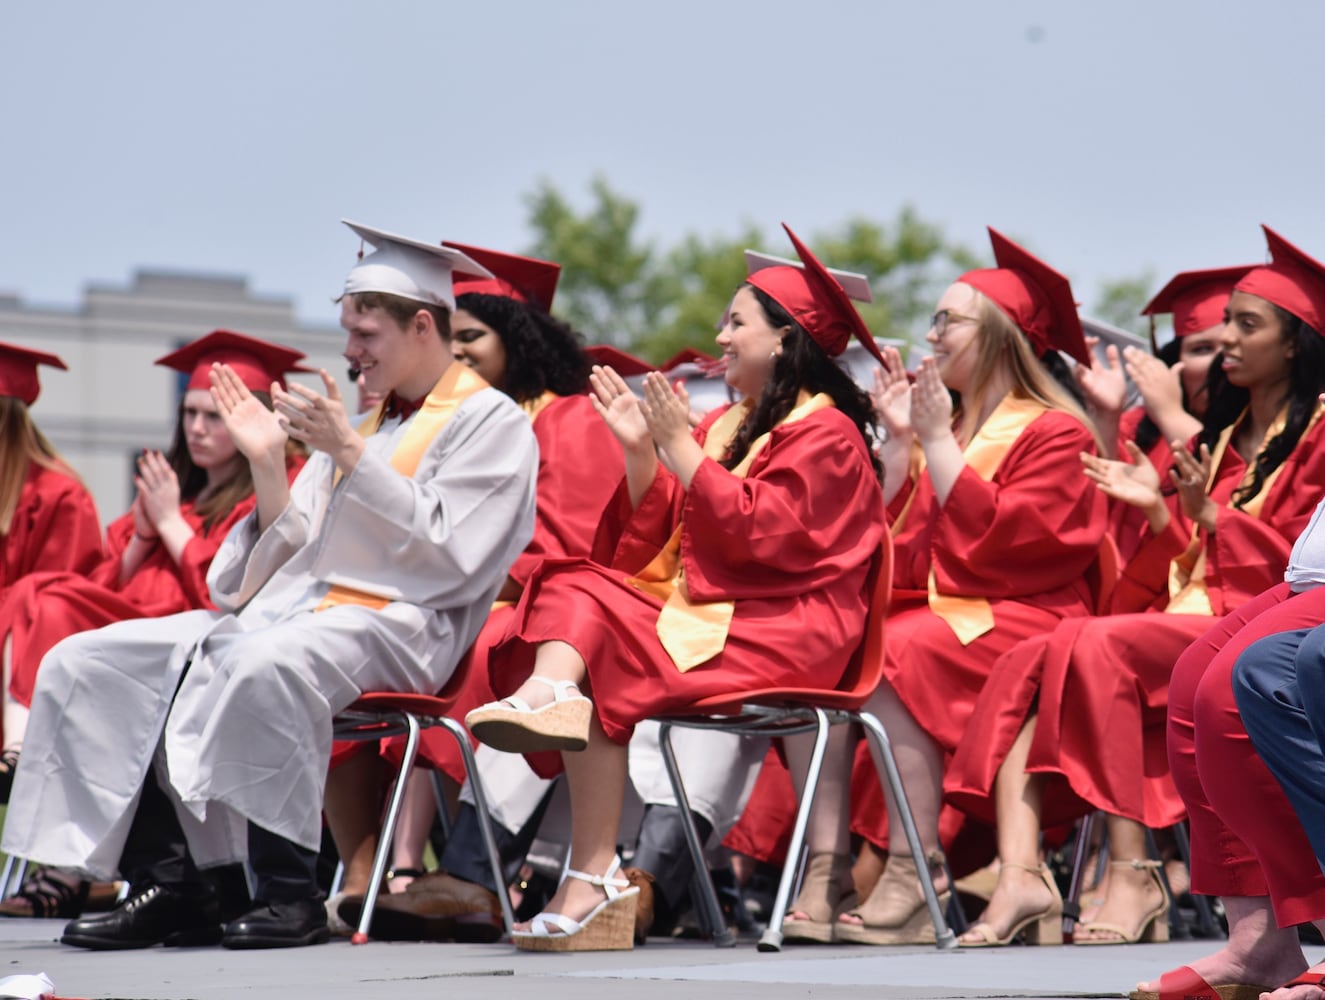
[929,310,978,338]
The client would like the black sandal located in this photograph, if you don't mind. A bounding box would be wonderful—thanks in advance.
[0,747,18,803]
[0,867,90,919]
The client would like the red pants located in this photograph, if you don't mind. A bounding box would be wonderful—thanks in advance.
[1168,582,1325,926]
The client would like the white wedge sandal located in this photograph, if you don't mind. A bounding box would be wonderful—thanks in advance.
[512,855,640,952]
[465,675,593,753]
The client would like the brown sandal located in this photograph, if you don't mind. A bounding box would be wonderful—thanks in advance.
[782,852,857,944]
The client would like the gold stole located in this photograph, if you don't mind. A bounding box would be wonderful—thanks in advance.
[1166,401,1323,615]
[520,390,556,423]
[629,393,832,672]
[316,364,489,612]
[899,395,1049,646]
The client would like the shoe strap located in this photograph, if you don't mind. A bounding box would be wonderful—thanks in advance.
[530,675,584,702]
[528,910,583,936]
[565,854,629,900]
[1109,859,1162,870]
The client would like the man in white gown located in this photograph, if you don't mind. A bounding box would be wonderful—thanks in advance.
[1,222,538,949]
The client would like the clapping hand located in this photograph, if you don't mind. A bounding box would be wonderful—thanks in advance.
[589,365,651,452]
[272,370,355,457]
[1171,442,1217,530]
[640,372,693,456]
[1081,441,1163,510]
[210,364,287,462]
[871,346,912,443]
[910,357,953,444]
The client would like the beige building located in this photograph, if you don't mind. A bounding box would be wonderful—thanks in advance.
[0,271,346,524]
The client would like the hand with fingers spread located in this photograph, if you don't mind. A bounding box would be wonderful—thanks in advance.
[209,363,287,464]
[1075,338,1128,418]
[1123,346,1201,445]
[273,370,357,463]
[134,449,183,530]
[1171,442,1218,532]
[871,346,913,444]
[588,365,650,453]
[910,357,954,445]
[1081,441,1164,510]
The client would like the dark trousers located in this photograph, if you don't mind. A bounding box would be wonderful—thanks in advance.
[1232,623,1325,870]
[119,766,320,904]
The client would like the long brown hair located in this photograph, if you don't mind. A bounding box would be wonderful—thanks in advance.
[0,397,84,535]
[955,289,1099,448]
[165,391,304,532]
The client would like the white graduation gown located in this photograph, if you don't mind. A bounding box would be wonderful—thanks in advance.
[2,385,538,878]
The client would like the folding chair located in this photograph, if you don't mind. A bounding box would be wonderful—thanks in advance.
[655,534,958,952]
[332,682,514,944]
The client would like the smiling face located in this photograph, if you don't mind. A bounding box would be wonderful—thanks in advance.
[716,286,788,398]
[1218,291,1295,392]
[339,296,441,402]
[181,388,239,471]
[926,282,984,394]
[450,308,509,390]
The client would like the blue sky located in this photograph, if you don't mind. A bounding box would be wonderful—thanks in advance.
[3,0,1322,328]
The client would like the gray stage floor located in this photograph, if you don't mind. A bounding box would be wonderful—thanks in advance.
[0,919,1250,1000]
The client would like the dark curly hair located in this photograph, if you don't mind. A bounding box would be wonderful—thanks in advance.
[455,292,590,404]
[722,285,881,479]
[1195,305,1325,509]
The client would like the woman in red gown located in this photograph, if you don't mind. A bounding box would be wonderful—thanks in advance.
[0,342,103,790]
[0,330,309,917]
[789,228,1106,947]
[947,227,1325,950]
[467,223,887,952]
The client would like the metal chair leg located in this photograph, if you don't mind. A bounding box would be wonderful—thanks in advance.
[353,711,420,944]
[758,708,833,953]
[442,716,515,936]
[659,721,734,947]
[856,710,957,950]
[1063,811,1099,934]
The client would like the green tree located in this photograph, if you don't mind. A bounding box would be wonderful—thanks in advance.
[524,178,985,363]
[1090,272,1156,340]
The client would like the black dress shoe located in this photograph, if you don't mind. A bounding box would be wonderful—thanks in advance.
[222,897,329,949]
[61,883,222,950]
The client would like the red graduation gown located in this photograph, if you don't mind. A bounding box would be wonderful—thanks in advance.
[409,394,625,781]
[946,411,1325,829]
[488,404,886,779]
[0,463,102,595]
[2,457,306,711]
[850,408,1106,849]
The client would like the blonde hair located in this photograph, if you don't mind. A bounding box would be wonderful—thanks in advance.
[0,397,83,535]
[954,289,1100,448]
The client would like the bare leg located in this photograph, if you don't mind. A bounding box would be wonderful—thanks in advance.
[506,640,587,707]
[840,680,949,930]
[1134,896,1308,995]
[386,772,442,892]
[959,715,1055,942]
[1075,814,1167,943]
[323,749,388,896]
[516,714,629,929]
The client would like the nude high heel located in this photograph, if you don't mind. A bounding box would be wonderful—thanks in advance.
[512,855,640,952]
[1075,859,1170,945]
[782,852,857,944]
[958,862,1063,947]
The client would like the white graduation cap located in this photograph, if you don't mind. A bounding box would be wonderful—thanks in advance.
[340,220,495,310]
[743,250,874,303]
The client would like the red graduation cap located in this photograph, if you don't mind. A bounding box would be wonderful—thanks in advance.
[661,347,717,369]
[0,341,68,406]
[155,330,313,393]
[958,228,1091,367]
[746,223,885,366]
[443,242,561,313]
[585,344,653,376]
[1235,226,1325,336]
[1142,266,1253,338]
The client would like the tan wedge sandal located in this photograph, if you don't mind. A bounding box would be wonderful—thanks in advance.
[958,862,1063,947]
[1075,859,1170,945]
[512,855,640,952]
[466,675,593,753]
[782,852,857,944]
[835,850,950,946]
